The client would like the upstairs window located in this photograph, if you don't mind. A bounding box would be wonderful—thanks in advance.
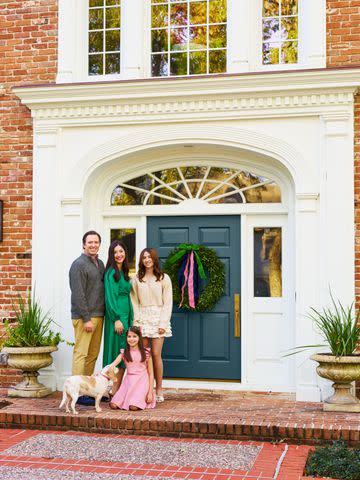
[88,0,121,76]
[262,0,298,65]
[151,0,227,77]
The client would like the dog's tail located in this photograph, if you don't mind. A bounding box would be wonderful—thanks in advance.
[59,388,67,409]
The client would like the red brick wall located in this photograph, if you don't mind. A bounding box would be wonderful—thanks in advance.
[326,1,360,299]
[0,0,58,384]
[326,0,360,396]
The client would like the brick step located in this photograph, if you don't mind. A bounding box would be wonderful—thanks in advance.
[0,389,359,446]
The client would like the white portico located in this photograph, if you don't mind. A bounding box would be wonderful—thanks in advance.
[14,67,359,401]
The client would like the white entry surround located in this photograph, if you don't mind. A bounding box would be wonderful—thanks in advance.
[14,68,360,401]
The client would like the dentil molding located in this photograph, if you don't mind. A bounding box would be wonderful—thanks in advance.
[13,68,360,124]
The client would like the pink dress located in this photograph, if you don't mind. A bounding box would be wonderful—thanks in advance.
[111,348,156,410]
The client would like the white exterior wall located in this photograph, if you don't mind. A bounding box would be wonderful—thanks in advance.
[14,68,358,401]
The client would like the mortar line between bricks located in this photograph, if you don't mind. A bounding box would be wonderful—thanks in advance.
[0,456,250,476]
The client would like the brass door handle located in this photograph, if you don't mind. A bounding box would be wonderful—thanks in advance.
[234,293,241,338]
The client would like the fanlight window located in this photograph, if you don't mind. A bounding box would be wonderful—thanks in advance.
[111,167,281,206]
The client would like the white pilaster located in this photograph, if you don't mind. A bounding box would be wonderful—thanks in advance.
[227,0,250,73]
[295,194,322,401]
[121,0,144,79]
[32,128,60,390]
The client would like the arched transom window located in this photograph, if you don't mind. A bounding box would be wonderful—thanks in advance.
[111,166,281,205]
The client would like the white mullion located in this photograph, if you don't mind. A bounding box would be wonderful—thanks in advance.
[206,0,209,74]
[149,173,187,200]
[103,4,106,74]
[187,0,190,75]
[168,0,171,76]
[196,166,211,198]
[119,183,182,204]
[208,189,247,203]
[177,167,193,199]
[201,169,242,200]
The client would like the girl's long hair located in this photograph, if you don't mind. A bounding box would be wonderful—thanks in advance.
[123,326,147,363]
[105,240,130,282]
[137,248,164,282]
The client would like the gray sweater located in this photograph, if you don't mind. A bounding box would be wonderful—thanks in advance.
[69,253,105,322]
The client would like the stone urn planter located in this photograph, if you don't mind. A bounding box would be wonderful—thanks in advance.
[3,346,58,398]
[311,353,360,412]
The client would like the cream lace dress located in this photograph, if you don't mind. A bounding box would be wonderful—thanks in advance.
[130,274,173,338]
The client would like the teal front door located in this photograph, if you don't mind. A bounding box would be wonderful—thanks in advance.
[147,216,241,380]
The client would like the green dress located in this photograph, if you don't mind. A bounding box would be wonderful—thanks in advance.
[103,268,133,367]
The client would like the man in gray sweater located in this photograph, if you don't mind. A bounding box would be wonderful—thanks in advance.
[69,230,105,379]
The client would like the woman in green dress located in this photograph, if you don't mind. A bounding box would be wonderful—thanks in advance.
[103,240,133,392]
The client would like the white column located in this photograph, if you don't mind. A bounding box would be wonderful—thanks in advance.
[121,0,144,79]
[295,194,322,401]
[227,0,250,73]
[32,128,60,390]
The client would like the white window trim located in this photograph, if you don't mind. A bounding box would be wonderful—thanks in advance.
[57,0,326,84]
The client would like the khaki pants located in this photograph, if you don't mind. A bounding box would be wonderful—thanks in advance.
[72,317,103,376]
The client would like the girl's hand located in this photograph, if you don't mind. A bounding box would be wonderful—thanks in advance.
[114,320,124,335]
[158,327,165,335]
[146,391,153,404]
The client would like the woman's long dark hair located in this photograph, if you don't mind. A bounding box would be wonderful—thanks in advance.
[105,240,130,282]
[137,248,164,282]
[123,326,147,363]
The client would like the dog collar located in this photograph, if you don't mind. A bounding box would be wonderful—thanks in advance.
[98,372,110,380]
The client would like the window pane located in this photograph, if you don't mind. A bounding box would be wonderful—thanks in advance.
[152,4,168,28]
[89,54,103,75]
[262,42,280,64]
[190,50,207,74]
[89,8,103,30]
[263,0,279,17]
[189,1,207,24]
[152,53,169,76]
[209,24,226,48]
[170,3,188,25]
[189,26,207,50]
[106,29,120,51]
[282,41,298,63]
[170,27,188,50]
[170,52,187,75]
[281,17,297,40]
[89,31,103,52]
[152,29,168,52]
[209,49,226,73]
[110,228,136,275]
[209,0,227,23]
[105,52,120,73]
[106,0,120,5]
[263,18,280,41]
[282,0,298,16]
[106,7,120,28]
[90,0,104,8]
[254,228,282,297]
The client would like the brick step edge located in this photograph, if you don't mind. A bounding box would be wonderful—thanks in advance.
[0,412,358,446]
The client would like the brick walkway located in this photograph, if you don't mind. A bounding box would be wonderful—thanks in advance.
[0,389,359,446]
[0,428,318,479]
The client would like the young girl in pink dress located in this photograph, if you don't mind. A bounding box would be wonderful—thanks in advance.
[109,326,156,411]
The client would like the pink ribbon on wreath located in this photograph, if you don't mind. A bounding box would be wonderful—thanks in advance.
[179,251,196,308]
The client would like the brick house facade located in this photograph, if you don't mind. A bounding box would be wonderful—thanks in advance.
[1,0,360,397]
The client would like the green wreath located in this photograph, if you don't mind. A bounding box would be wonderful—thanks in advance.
[163,244,225,312]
